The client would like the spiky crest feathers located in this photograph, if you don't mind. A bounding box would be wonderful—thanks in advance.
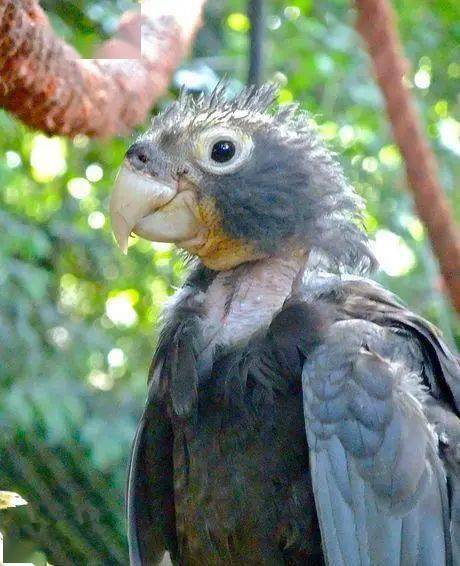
[152,82,312,134]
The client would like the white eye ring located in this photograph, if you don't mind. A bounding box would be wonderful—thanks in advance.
[195,127,253,175]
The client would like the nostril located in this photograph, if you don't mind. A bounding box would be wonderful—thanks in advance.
[137,151,149,164]
[126,142,150,168]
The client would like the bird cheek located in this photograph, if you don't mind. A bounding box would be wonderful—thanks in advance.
[185,197,267,270]
[133,190,205,245]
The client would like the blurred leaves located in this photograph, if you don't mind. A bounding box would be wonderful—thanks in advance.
[0,0,459,562]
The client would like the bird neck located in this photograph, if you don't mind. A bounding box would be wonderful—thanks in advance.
[199,253,307,349]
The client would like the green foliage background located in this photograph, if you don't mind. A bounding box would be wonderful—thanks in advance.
[0,0,458,563]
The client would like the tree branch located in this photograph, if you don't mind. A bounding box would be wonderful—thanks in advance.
[355,0,460,313]
[0,0,206,138]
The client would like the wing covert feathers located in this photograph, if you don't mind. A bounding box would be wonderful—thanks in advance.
[303,318,455,565]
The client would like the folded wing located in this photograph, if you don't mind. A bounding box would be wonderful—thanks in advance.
[302,281,460,566]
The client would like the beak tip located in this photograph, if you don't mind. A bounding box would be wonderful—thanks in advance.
[110,208,131,255]
[113,231,129,255]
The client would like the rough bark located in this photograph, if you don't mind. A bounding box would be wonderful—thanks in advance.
[355,0,460,313]
[0,0,206,138]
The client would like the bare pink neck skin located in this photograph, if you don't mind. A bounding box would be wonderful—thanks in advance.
[200,254,306,350]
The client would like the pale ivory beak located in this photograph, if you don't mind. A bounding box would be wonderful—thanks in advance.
[109,166,201,253]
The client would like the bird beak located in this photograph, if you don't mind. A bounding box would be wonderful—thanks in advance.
[110,165,202,253]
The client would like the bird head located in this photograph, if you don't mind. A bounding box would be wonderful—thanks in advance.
[110,83,375,272]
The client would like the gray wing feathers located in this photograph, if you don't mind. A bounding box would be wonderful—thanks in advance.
[310,439,405,566]
[126,396,177,566]
[303,319,452,565]
[127,417,144,565]
[425,401,460,566]
[451,480,460,566]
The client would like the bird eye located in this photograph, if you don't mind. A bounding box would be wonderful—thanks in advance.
[195,127,253,175]
[211,140,236,163]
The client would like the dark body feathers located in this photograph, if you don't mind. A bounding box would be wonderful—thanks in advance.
[127,265,460,565]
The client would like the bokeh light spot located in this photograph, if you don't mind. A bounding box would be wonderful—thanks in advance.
[68,177,92,199]
[5,150,21,168]
[433,99,447,118]
[401,214,425,241]
[47,326,70,349]
[438,118,460,155]
[362,157,378,173]
[267,16,282,30]
[339,125,355,146]
[372,230,416,277]
[72,134,89,148]
[272,71,288,87]
[107,348,125,368]
[88,370,114,391]
[105,295,138,327]
[319,121,338,140]
[284,6,301,20]
[378,145,401,168]
[30,135,67,182]
[414,69,431,89]
[227,13,250,32]
[85,163,104,182]
[88,211,106,229]
[278,88,293,104]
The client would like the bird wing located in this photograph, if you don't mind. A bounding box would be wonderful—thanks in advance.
[126,389,177,565]
[301,280,460,566]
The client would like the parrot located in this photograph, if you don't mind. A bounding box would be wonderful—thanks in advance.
[109,84,460,565]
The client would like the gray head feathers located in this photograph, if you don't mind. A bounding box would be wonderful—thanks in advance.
[150,83,377,275]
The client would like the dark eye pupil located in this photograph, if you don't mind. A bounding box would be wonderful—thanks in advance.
[211,140,236,163]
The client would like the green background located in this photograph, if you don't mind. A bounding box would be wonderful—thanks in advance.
[0,0,458,563]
